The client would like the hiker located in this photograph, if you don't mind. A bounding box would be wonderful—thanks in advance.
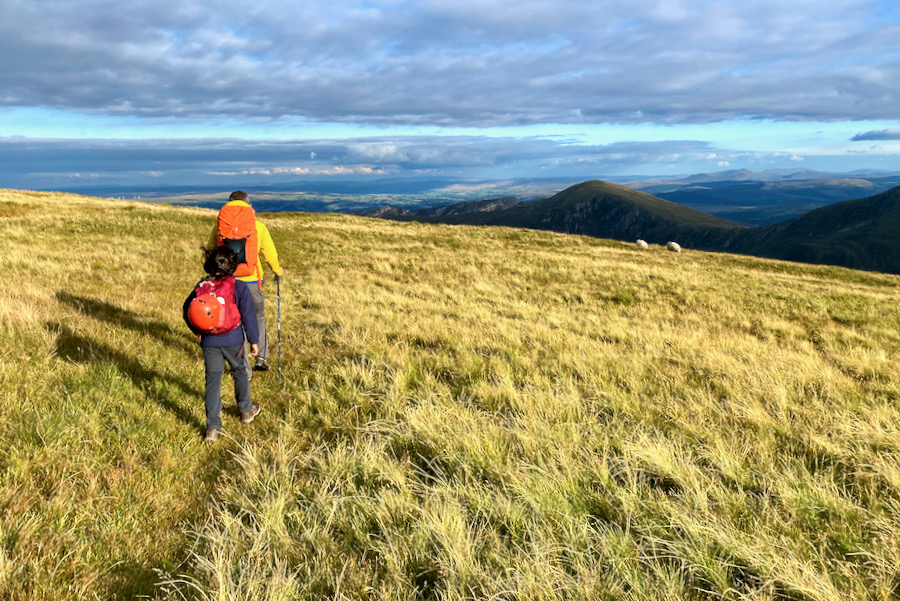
[209,190,284,375]
[184,245,262,444]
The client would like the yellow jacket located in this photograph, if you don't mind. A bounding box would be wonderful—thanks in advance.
[209,200,283,284]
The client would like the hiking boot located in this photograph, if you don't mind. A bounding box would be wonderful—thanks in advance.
[203,428,221,444]
[240,403,261,424]
[254,358,270,372]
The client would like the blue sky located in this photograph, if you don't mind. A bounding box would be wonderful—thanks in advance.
[1,0,899,190]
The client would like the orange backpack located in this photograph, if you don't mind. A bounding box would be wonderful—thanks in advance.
[217,203,261,280]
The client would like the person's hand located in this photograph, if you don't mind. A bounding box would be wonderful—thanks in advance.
[250,343,260,357]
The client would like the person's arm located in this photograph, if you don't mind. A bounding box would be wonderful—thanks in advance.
[255,221,284,276]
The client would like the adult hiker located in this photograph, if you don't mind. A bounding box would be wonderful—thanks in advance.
[209,190,284,374]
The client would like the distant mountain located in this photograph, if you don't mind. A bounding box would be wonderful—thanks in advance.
[729,185,900,273]
[630,174,900,226]
[655,179,890,226]
[411,181,744,248]
[369,179,900,275]
[617,170,900,226]
[52,177,572,205]
[658,179,880,204]
[52,168,900,227]
[632,168,894,187]
[417,196,524,217]
[359,206,414,219]
[348,170,900,230]
[358,196,524,219]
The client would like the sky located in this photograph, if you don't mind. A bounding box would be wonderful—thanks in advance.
[1,0,899,191]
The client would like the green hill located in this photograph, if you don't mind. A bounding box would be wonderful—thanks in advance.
[730,185,900,273]
[3,189,900,600]
[435,180,745,245]
[392,180,900,275]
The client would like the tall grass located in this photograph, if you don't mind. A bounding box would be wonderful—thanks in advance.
[1,189,899,600]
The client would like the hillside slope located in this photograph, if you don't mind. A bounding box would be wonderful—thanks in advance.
[359,195,524,219]
[729,185,900,273]
[654,178,889,225]
[436,180,745,245]
[3,189,900,600]
[379,180,900,275]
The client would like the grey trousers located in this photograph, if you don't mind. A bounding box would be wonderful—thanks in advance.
[203,344,252,430]
[241,283,268,373]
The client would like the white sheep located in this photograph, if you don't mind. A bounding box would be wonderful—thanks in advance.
[666,241,682,252]
[636,239,649,249]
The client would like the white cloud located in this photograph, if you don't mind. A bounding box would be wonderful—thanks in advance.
[208,164,391,177]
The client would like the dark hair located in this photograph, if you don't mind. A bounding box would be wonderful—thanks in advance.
[229,190,248,202]
[202,246,238,280]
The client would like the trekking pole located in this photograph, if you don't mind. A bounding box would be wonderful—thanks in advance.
[276,274,282,387]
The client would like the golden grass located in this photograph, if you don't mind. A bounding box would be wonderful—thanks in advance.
[1,188,899,600]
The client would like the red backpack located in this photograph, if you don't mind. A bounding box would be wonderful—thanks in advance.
[187,277,242,335]
[217,203,261,280]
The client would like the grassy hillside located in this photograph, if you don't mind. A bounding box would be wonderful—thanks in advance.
[2,189,900,600]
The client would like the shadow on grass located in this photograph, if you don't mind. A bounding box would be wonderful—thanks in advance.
[56,291,197,355]
[46,322,204,432]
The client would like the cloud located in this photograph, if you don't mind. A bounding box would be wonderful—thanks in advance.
[209,165,392,177]
[1,0,897,126]
[852,129,900,141]
[0,134,819,188]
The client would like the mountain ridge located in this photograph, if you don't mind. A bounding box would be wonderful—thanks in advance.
[358,196,524,219]
[728,185,900,272]
[365,179,900,275]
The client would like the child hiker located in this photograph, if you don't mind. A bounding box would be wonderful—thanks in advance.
[183,245,262,443]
